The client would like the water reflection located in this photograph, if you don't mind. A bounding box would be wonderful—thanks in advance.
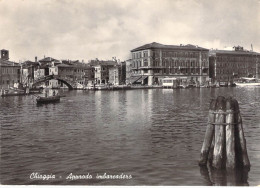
[200,166,249,186]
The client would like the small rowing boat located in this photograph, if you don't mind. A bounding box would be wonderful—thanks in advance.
[36,95,61,104]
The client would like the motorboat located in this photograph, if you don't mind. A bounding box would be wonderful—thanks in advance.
[234,77,260,86]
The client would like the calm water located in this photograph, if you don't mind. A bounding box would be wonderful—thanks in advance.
[0,87,260,185]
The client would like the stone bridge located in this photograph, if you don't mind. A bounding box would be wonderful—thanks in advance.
[32,75,78,90]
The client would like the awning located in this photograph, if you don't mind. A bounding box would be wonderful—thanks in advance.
[130,76,142,84]
[135,76,148,83]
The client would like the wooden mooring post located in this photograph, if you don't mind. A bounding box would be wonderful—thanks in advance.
[199,96,250,170]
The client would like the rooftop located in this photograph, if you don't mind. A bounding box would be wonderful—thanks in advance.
[22,60,40,68]
[209,50,260,56]
[57,63,91,68]
[39,57,59,62]
[131,42,209,52]
[0,59,20,67]
[57,63,71,67]
[89,60,117,66]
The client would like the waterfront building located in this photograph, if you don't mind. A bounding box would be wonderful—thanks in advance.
[89,60,117,84]
[130,42,210,86]
[21,59,39,87]
[56,61,94,87]
[209,46,260,84]
[84,65,95,86]
[108,61,126,85]
[33,66,46,88]
[21,66,30,87]
[34,67,45,80]
[120,61,126,85]
[48,65,59,88]
[109,65,121,85]
[125,59,132,85]
[0,49,21,89]
[36,56,60,88]
[72,61,94,86]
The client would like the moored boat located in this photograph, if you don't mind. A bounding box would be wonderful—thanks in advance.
[234,77,260,86]
[1,88,26,97]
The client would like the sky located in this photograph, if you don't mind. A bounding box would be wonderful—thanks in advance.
[0,0,259,62]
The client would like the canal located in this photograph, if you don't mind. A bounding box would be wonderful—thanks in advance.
[0,87,260,185]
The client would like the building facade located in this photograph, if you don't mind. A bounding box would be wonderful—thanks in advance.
[21,60,39,87]
[56,62,94,87]
[89,60,117,84]
[109,65,121,85]
[125,59,132,85]
[130,42,210,86]
[0,49,21,89]
[209,46,260,84]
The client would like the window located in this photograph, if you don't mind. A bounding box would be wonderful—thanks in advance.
[144,59,148,66]
[143,51,148,57]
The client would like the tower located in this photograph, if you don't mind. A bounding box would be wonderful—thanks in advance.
[1,49,9,60]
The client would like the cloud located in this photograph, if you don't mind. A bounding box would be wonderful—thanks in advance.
[0,0,259,62]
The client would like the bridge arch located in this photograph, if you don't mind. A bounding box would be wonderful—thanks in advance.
[32,75,74,90]
[55,78,73,90]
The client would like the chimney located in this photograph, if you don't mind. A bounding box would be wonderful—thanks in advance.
[35,56,37,62]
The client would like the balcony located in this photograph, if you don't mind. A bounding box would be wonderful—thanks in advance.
[141,66,164,69]
[139,66,150,69]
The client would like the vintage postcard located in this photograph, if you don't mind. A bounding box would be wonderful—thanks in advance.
[0,0,260,186]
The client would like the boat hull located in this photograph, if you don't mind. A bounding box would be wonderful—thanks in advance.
[36,96,61,104]
[234,82,260,86]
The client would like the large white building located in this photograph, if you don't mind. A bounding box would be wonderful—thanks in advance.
[130,42,210,86]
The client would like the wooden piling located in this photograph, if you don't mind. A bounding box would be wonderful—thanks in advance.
[237,112,251,169]
[212,96,226,169]
[208,134,215,165]
[225,97,236,169]
[199,99,217,166]
[232,99,250,169]
[199,96,250,171]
